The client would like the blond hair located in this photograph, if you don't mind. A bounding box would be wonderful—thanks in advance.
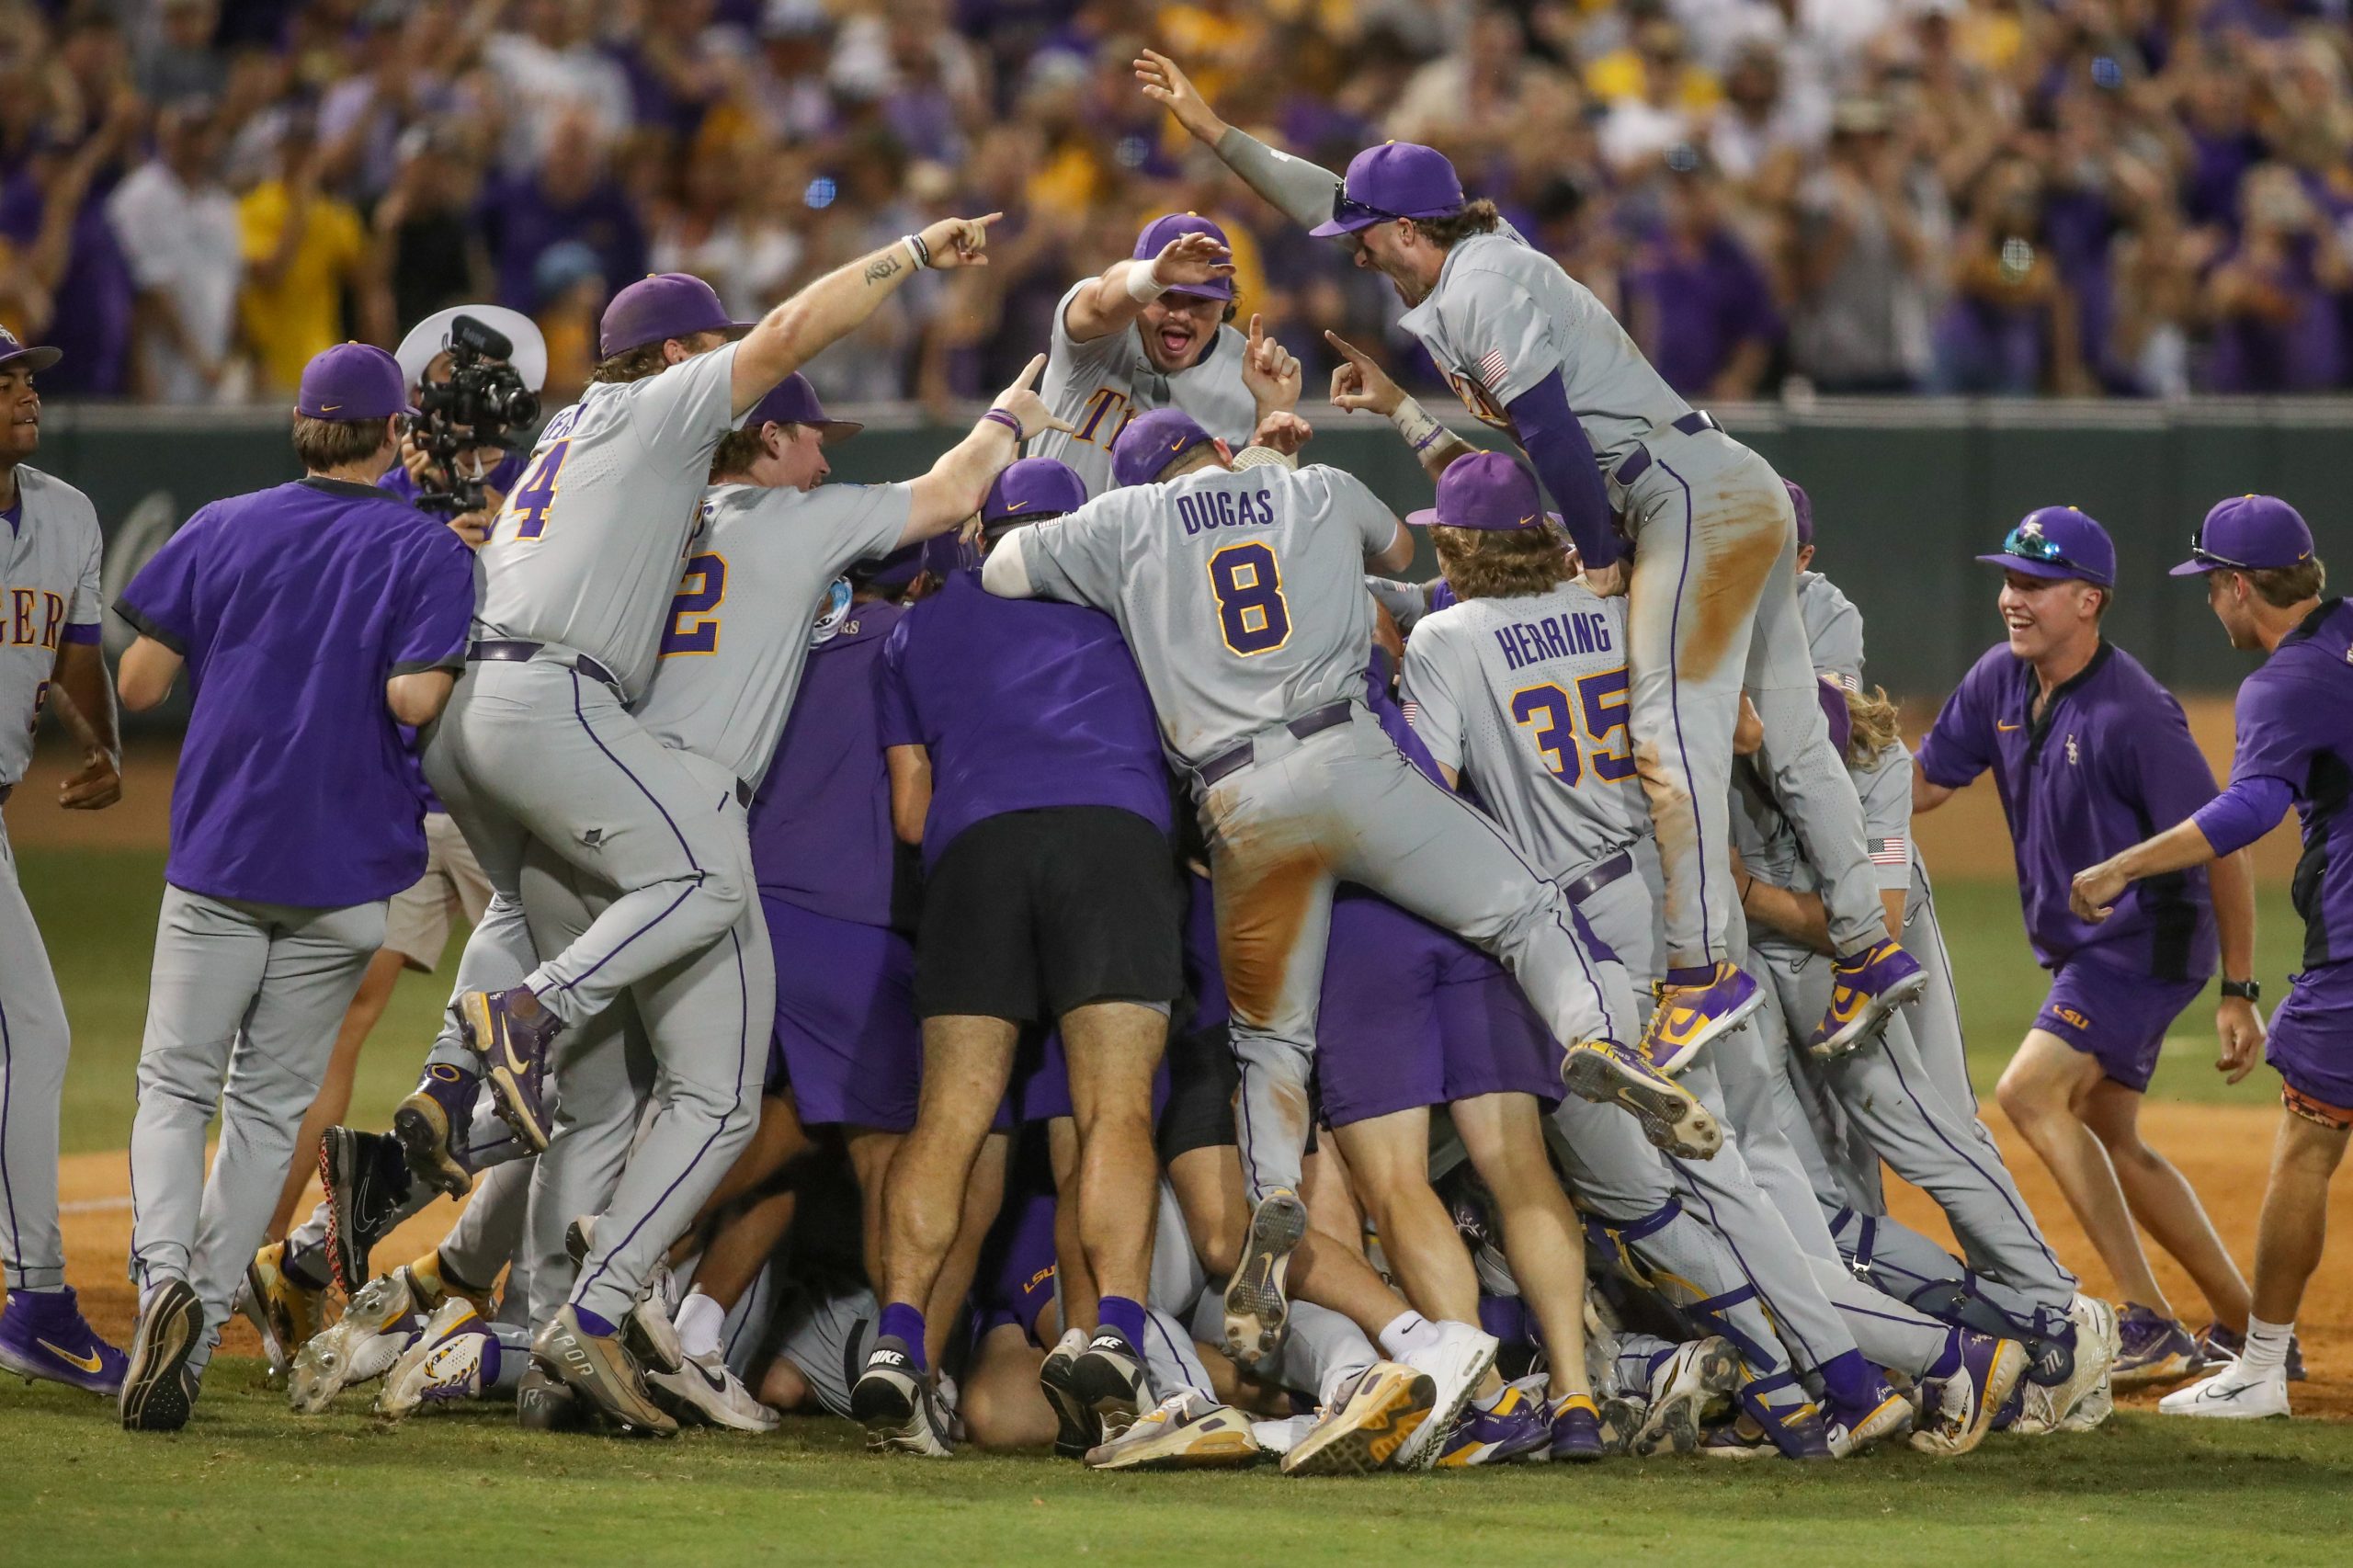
[1846,684,1903,767]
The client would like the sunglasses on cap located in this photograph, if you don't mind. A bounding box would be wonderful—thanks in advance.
[2000,522,2089,574]
[2181,525,2259,573]
[1329,188,1406,229]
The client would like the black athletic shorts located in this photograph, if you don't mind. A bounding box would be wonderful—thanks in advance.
[1155,1019,1320,1165]
[915,806,1184,1023]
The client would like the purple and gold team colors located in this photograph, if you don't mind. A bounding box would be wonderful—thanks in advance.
[1917,638,2220,1090]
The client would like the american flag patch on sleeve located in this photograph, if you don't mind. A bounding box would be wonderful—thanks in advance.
[1402,700,1422,727]
[1870,835,1908,867]
[1478,347,1509,388]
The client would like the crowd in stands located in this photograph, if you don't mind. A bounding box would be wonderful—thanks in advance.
[3,0,2350,408]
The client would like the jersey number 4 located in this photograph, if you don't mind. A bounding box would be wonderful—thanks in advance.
[504,439,571,540]
[660,553,727,655]
[1509,666,1635,786]
[1208,542,1291,656]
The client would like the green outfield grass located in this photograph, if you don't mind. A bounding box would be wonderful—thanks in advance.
[21,847,2302,1153]
[6,1373,2351,1568]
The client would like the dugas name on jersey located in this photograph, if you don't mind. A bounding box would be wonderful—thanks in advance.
[1176,487,1276,536]
[1493,608,1614,672]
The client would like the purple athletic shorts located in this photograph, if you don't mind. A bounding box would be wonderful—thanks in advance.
[2034,954,2208,1094]
[764,893,920,1131]
[2267,960,2353,1120]
[1315,892,1563,1128]
[971,1168,1059,1346]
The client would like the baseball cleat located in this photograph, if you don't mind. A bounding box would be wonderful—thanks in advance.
[393,1065,475,1199]
[647,1349,780,1433]
[2045,1294,2119,1430]
[240,1242,321,1381]
[1549,1392,1606,1461]
[1086,1389,1263,1471]
[1596,1395,1644,1455]
[532,1304,676,1437]
[563,1217,682,1374]
[1826,1385,1913,1457]
[517,1361,588,1432]
[1639,962,1763,1075]
[1700,1414,1782,1460]
[2111,1303,2200,1387]
[119,1278,204,1433]
[459,986,560,1152]
[1736,1388,1835,1460]
[1392,1318,1499,1469]
[1910,1333,2027,1458]
[0,1285,127,1397]
[1808,938,1927,1058]
[1037,1326,1094,1459]
[2059,1378,2114,1433]
[1561,1039,1722,1159]
[380,1298,495,1419]
[2194,1322,2305,1381]
[318,1126,414,1294]
[1629,1336,1739,1456]
[1222,1187,1308,1366]
[1070,1328,1151,1447]
[1279,1361,1436,1476]
[849,1335,952,1457]
[289,1266,430,1414]
[1433,1374,1554,1467]
[2158,1360,2290,1420]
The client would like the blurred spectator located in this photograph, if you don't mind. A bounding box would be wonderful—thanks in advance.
[0,97,140,398]
[2203,161,2349,391]
[649,141,803,322]
[1788,97,1934,392]
[480,114,647,316]
[236,125,381,395]
[376,125,495,336]
[1623,154,1782,399]
[108,97,242,403]
[133,0,226,105]
[485,0,634,171]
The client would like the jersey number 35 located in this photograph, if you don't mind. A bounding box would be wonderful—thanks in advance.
[1510,668,1634,787]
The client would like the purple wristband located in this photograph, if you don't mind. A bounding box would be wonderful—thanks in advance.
[983,408,1022,437]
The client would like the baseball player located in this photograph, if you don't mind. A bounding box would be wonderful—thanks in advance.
[2074,496,2343,1419]
[1916,506,2256,1384]
[978,408,1714,1375]
[1140,50,1923,1070]
[0,325,128,1400]
[109,343,476,1431]
[1036,213,1270,495]
[399,222,996,1173]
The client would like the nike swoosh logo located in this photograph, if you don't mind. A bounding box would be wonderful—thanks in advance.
[320,403,341,413]
[1005,501,1030,511]
[1518,514,1538,528]
[1997,721,2022,731]
[38,1338,104,1374]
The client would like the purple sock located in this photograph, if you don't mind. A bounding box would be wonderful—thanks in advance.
[573,1306,619,1338]
[1097,1295,1147,1349]
[878,1302,928,1371]
[1665,965,1717,988]
[1817,1349,1883,1412]
[1927,1329,1965,1382]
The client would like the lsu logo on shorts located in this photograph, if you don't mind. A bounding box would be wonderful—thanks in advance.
[2052,1006,2092,1032]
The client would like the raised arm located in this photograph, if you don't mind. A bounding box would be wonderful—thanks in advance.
[1136,51,1342,229]
[901,354,1072,546]
[1325,330,1475,480]
[1062,231,1233,345]
[732,213,1003,416]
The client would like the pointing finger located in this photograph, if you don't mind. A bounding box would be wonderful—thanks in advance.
[1324,329,1372,366]
[1010,352,1047,394]
[1040,414,1077,435]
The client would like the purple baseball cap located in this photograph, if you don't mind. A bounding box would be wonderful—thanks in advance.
[2170,494,2314,576]
[1786,480,1813,549]
[0,325,61,374]
[983,457,1087,528]
[1977,505,2115,587]
[1132,212,1234,301]
[295,342,414,420]
[599,272,754,358]
[1111,407,1216,489]
[1406,450,1554,532]
[740,372,861,443]
[851,541,925,592]
[1309,142,1468,237]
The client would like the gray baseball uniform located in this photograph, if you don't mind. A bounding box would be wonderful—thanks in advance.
[423,342,754,1051]
[1034,281,1256,496]
[1210,128,1882,974]
[0,466,103,1294]
[1005,460,1626,1199]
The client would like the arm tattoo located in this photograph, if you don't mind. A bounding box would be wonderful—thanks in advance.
[864,253,904,287]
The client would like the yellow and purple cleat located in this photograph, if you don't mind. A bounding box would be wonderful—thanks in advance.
[1563,1039,1722,1159]
[1808,938,1927,1059]
[1641,961,1764,1074]
[458,986,562,1151]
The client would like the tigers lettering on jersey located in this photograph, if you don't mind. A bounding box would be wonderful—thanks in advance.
[1073,386,1141,451]
[1177,487,1276,534]
[1493,608,1614,672]
[1,587,69,651]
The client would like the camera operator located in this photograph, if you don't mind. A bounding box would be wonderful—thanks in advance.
[388,305,550,546]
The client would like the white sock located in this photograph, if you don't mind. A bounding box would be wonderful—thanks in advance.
[1377,1310,1438,1361]
[675,1290,725,1359]
[2242,1315,2294,1373]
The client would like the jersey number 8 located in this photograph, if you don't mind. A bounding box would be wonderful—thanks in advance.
[1509,666,1635,786]
[1208,542,1291,657]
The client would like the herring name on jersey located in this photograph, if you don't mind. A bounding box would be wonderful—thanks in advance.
[1032,278,1257,496]
[1017,460,1399,770]
[1399,579,1647,881]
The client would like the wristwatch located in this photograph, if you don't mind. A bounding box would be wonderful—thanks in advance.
[2221,978,2261,1003]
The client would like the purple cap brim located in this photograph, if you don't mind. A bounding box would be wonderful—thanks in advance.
[1405,506,1562,533]
[1977,552,2096,583]
[2167,557,2222,577]
[1307,212,1381,238]
[0,344,63,373]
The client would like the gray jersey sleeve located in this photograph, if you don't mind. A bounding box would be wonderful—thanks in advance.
[1366,576,1429,636]
[1439,266,1563,408]
[1313,466,1404,558]
[70,500,103,626]
[1017,507,1125,613]
[629,339,744,476]
[1853,742,1915,896]
[1398,621,1469,775]
[1799,572,1865,690]
[1212,128,1341,230]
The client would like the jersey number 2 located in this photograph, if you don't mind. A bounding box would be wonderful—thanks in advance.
[505,439,571,540]
[1509,666,1635,785]
[1208,542,1291,656]
[660,553,727,655]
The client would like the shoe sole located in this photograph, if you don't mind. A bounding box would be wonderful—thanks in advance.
[1837,1392,1914,1454]
[1071,1352,1147,1445]
[120,1280,202,1432]
[460,993,553,1153]
[1280,1367,1437,1476]
[850,1370,950,1457]
[2050,1300,2120,1427]
[647,1369,779,1434]
[1037,1350,1093,1460]
[1634,1340,1739,1457]
[237,1257,292,1379]
[1597,1396,1644,1456]
[1943,1340,2029,1456]
[1813,969,1929,1058]
[1402,1335,1500,1470]
[2111,1349,2199,1389]
[289,1270,418,1415]
[1089,1423,1263,1471]
[392,1096,472,1200]
[318,1128,367,1295]
[1222,1190,1308,1365]
[1562,1048,1722,1159]
[517,1373,588,1432]
[535,1320,678,1438]
[1647,986,1766,1076]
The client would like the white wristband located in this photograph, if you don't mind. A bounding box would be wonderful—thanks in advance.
[1388,394,1445,455]
[1126,263,1170,303]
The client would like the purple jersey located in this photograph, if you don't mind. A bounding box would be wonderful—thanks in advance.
[115,478,475,906]
[748,599,904,930]
[1917,640,2219,982]
[877,568,1171,869]
[2217,598,2353,968]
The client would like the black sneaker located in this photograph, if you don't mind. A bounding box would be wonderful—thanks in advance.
[119,1278,204,1433]
[849,1335,951,1457]
[1069,1327,1150,1444]
[1036,1327,1094,1459]
[319,1127,414,1295]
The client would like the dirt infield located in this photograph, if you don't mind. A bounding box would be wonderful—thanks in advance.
[25,1100,2352,1418]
